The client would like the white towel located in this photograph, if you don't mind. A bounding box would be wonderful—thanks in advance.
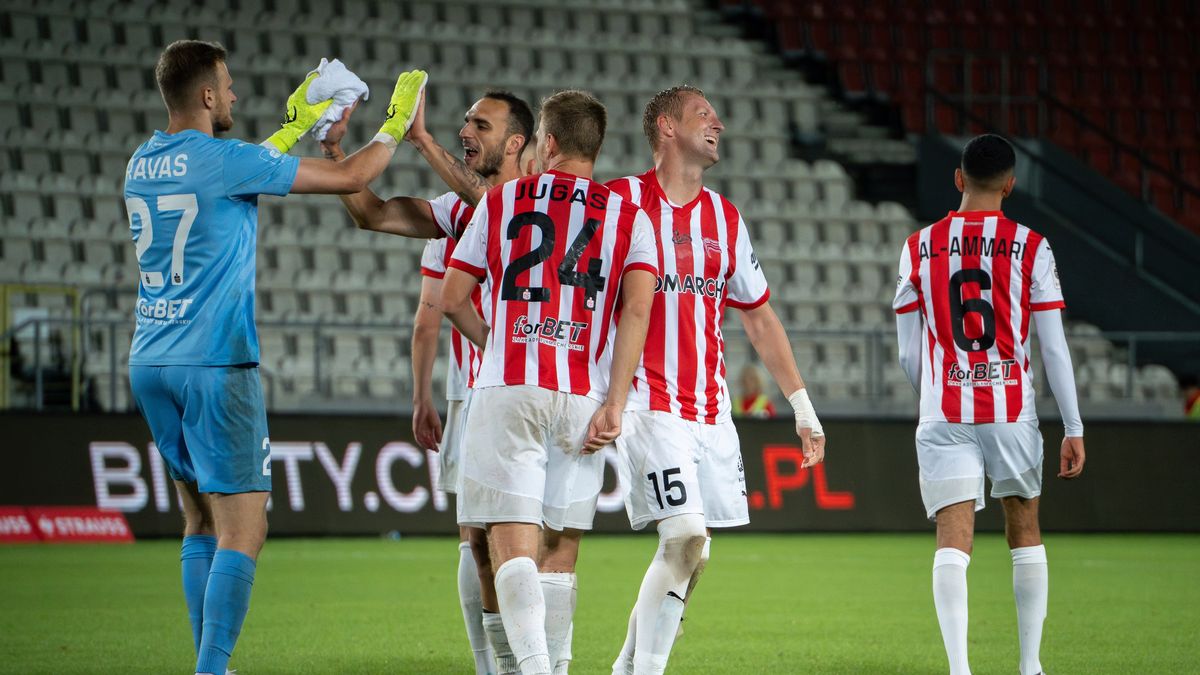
[305,58,370,141]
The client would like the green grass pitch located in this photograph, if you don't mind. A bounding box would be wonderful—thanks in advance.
[1,533,1196,674]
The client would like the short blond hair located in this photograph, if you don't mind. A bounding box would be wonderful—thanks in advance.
[642,85,705,151]
[539,90,607,162]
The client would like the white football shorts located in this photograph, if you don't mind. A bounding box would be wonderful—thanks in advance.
[615,410,749,531]
[436,397,467,495]
[458,384,605,531]
[915,420,1043,521]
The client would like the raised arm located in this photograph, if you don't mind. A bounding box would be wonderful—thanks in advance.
[289,141,395,195]
[319,109,443,238]
[738,301,825,467]
[405,90,491,207]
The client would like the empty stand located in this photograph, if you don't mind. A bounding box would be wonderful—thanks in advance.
[726,0,1200,231]
[0,0,1183,415]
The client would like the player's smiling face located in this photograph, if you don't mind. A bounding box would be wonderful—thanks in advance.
[211,61,236,133]
[460,98,511,178]
[678,93,724,166]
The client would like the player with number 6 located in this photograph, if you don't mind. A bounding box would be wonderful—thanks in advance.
[893,134,1085,675]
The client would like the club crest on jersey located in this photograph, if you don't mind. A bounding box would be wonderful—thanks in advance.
[702,237,723,254]
[946,360,1018,387]
[512,315,589,351]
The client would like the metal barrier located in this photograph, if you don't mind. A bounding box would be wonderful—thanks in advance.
[1,313,1193,419]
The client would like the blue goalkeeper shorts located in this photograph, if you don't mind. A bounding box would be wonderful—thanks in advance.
[130,364,271,494]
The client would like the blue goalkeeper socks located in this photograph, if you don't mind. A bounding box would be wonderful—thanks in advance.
[195,549,257,675]
[180,535,217,654]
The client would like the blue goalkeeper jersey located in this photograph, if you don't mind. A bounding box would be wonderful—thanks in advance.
[124,130,299,366]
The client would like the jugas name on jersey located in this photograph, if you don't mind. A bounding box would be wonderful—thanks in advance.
[136,297,195,325]
[656,273,726,299]
[511,315,589,351]
[946,360,1018,387]
[919,236,1027,261]
[515,181,608,209]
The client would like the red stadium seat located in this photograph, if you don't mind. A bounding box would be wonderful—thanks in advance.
[1107,64,1137,98]
[807,18,836,56]
[967,59,1001,96]
[1112,107,1139,144]
[1082,145,1116,176]
[1138,60,1166,100]
[838,59,867,95]
[775,19,805,54]
[1141,109,1170,144]
[1148,172,1178,211]
[954,9,982,49]
[1011,57,1041,97]
[1047,109,1082,148]
[892,8,923,50]
[930,58,960,93]
[924,10,952,50]
[863,47,896,97]
[1074,61,1104,100]
[933,102,960,135]
[901,101,926,133]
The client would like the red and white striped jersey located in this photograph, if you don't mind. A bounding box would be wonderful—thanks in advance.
[448,170,658,400]
[893,211,1065,425]
[420,237,483,401]
[606,169,770,424]
[428,191,472,240]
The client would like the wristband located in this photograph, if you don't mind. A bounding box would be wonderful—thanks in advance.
[788,388,824,437]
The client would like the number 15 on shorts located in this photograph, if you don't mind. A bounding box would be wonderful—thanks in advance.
[649,468,687,508]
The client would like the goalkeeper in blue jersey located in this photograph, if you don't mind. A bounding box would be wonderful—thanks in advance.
[123,39,426,675]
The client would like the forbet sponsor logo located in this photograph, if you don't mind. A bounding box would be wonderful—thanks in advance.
[947,360,1019,388]
[136,297,195,323]
[511,315,589,352]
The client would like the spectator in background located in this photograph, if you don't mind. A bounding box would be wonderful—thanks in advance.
[733,364,776,418]
[1181,375,1200,420]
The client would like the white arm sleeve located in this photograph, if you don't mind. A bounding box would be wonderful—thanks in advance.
[896,311,923,394]
[1033,309,1084,437]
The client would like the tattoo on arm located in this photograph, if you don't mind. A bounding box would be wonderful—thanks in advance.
[420,300,438,310]
[322,144,345,161]
[418,143,489,207]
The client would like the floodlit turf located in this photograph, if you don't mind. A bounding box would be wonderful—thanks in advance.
[1,533,1196,674]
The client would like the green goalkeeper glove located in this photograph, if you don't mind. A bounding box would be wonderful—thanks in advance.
[262,71,334,154]
[374,69,428,148]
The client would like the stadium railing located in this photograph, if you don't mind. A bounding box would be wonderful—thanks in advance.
[922,86,1200,318]
[1,315,1190,420]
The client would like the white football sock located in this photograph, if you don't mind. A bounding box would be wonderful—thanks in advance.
[540,572,576,672]
[632,514,707,675]
[933,548,972,675]
[677,535,710,640]
[458,542,495,675]
[495,557,551,675]
[1012,545,1048,675]
[483,612,519,675]
[552,622,572,674]
[611,606,636,675]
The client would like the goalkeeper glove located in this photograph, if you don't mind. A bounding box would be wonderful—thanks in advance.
[262,71,334,154]
[373,69,428,149]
